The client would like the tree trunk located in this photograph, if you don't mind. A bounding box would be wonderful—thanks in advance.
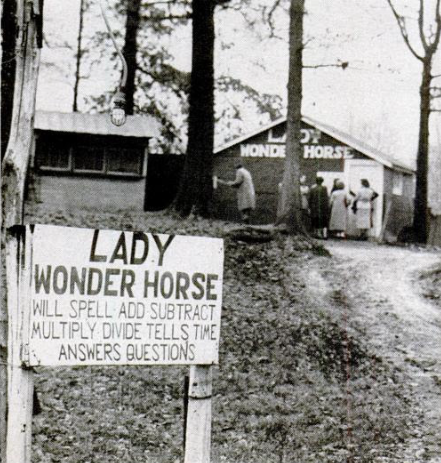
[276,0,304,233]
[1,0,17,159]
[1,0,41,459]
[73,0,85,112]
[412,59,432,243]
[122,0,142,115]
[174,0,215,217]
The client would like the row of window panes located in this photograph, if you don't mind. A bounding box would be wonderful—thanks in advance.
[36,144,143,175]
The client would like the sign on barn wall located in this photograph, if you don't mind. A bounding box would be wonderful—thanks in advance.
[23,225,224,366]
[239,127,354,159]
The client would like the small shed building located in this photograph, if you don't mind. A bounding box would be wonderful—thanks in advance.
[31,111,159,212]
[213,116,415,239]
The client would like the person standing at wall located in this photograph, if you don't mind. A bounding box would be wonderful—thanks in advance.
[300,175,311,230]
[352,178,378,239]
[218,164,256,223]
[329,181,350,238]
[308,176,329,239]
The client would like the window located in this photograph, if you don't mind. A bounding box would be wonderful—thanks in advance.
[36,139,145,177]
[73,146,105,173]
[107,148,143,175]
[36,142,71,171]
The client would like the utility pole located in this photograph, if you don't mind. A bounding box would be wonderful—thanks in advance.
[0,0,42,461]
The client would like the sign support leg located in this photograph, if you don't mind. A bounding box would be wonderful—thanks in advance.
[184,365,212,463]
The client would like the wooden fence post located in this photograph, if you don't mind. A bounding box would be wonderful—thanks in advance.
[5,227,33,463]
[184,365,212,463]
[0,1,41,461]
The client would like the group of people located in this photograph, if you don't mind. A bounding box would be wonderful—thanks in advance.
[216,165,379,240]
[304,176,378,239]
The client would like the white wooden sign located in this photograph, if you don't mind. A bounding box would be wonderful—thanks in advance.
[23,224,224,366]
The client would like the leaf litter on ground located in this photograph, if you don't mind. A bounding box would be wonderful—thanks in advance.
[25,206,418,463]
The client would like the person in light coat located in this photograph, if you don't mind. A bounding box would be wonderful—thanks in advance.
[329,181,350,238]
[218,164,256,223]
[352,178,378,239]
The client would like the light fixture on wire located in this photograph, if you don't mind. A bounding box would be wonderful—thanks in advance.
[100,0,128,126]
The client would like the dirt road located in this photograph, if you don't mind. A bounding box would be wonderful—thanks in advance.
[307,240,441,462]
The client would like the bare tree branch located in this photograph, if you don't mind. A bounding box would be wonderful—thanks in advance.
[419,0,429,50]
[431,86,441,98]
[143,13,191,21]
[264,0,283,36]
[430,0,441,52]
[42,33,73,50]
[386,0,424,61]
[304,61,348,70]
[144,0,189,5]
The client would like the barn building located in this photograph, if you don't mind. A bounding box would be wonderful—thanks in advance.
[31,111,161,212]
[213,116,415,239]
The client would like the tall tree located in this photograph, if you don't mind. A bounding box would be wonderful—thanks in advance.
[85,0,281,154]
[122,0,142,114]
[173,0,217,216]
[386,0,441,243]
[276,0,304,233]
[73,0,86,112]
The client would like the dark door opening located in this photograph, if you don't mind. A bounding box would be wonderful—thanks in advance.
[144,154,185,211]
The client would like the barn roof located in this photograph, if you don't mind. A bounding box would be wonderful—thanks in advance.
[215,115,415,175]
[35,111,160,139]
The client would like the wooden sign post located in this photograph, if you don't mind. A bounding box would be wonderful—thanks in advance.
[184,365,213,463]
[6,224,224,463]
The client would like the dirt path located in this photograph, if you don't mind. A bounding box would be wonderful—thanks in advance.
[307,240,441,462]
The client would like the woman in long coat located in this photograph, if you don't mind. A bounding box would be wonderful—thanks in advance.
[329,181,349,238]
[218,164,256,223]
[308,177,329,239]
[353,179,378,239]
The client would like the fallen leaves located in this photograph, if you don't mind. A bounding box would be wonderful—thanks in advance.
[25,207,417,462]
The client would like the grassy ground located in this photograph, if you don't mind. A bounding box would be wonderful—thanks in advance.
[26,207,416,463]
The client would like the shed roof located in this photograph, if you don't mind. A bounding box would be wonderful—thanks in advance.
[35,111,160,139]
[215,115,415,175]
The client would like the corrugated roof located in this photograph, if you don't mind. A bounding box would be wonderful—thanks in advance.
[35,111,160,138]
[215,115,415,174]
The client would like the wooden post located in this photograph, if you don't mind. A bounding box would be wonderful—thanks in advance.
[183,374,189,452]
[1,1,41,461]
[184,366,212,463]
[5,227,33,463]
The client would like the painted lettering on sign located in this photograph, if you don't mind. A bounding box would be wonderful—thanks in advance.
[25,225,224,367]
[240,128,353,159]
[240,144,286,158]
[303,145,353,159]
[240,143,353,159]
[267,128,322,144]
